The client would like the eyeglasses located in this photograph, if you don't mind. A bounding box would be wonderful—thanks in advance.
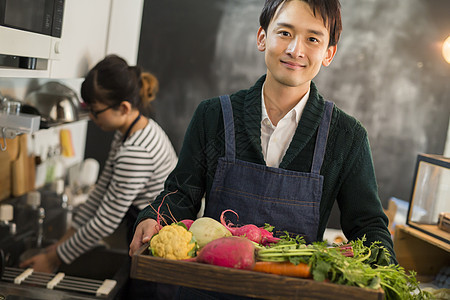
[89,104,117,118]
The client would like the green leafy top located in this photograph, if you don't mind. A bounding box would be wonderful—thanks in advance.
[256,235,433,300]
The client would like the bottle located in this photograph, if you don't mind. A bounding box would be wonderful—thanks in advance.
[26,191,45,248]
[55,178,73,231]
[0,204,16,237]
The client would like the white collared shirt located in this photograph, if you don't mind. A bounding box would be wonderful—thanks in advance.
[261,86,310,167]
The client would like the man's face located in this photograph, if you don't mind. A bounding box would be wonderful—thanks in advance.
[257,0,337,89]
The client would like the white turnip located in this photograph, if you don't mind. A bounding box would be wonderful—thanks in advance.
[188,217,231,249]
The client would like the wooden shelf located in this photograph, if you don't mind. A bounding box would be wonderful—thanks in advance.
[394,225,450,281]
[403,223,450,252]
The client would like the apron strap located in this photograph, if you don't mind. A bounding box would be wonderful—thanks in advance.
[219,95,236,160]
[311,100,334,174]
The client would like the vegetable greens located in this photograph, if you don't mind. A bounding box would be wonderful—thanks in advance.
[256,235,433,300]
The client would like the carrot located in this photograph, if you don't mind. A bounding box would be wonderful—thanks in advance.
[252,261,312,278]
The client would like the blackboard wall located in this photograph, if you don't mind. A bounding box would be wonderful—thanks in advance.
[137,0,450,223]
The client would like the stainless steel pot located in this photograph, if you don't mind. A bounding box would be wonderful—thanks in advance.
[24,82,81,126]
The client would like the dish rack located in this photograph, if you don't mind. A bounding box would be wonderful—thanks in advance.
[1,267,116,299]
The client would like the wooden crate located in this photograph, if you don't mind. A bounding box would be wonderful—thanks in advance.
[131,244,385,300]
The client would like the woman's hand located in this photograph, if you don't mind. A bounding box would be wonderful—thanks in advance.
[129,218,158,256]
[19,228,75,273]
[19,247,61,273]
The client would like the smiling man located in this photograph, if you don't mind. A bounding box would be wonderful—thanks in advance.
[257,0,337,125]
[130,1,396,298]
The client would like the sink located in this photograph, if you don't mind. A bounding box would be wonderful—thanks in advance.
[2,232,129,279]
[2,199,128,280]
[0,280,102,299]
[1,245,129,299]
[0,196,130,299]
[58,246,128,280]
[15,236,128,280]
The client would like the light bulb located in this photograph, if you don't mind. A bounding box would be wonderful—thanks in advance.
[443,35,450,64]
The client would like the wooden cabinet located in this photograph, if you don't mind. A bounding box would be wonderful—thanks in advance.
[394,224,450,282]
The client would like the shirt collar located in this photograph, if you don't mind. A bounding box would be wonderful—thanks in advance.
[261,83,310,126]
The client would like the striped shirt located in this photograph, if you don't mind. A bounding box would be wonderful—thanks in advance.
[57,119,177,264]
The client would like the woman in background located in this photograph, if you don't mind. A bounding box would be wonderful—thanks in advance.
[20,55,178,297]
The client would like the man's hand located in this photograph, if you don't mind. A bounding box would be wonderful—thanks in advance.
[129,218,159,256]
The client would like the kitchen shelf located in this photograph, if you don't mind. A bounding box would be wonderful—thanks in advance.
[131,245,385,300]
[0,66,51,78]
[394,224,450,282]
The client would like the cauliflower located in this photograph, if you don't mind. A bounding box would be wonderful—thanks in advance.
[150,223,197,260]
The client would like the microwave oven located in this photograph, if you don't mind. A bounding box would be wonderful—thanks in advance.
[0,0,65,69]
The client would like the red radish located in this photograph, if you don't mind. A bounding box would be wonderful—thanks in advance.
[186,236,255,270]
[220,209,280,245]
[336,244,354,257]
[180,219,194,229]
[220,210,262,243]
[260,228,281,245]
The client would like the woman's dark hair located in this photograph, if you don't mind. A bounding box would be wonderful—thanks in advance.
[81,54,159,112]
[259,0,342,47]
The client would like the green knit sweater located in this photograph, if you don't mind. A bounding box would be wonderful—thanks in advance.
[137,75,396,262]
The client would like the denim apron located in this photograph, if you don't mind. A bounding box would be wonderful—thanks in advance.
[204,95,334,243]
[175,95,334,300]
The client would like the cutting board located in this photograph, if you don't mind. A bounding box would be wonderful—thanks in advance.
[0,147,11,201]
[0,137,19,201]
[11,134,35,197]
